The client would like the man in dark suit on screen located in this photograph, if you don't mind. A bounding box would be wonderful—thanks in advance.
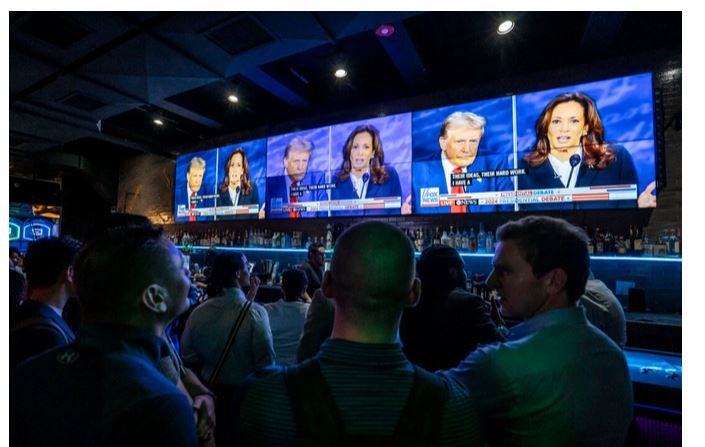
[266,137,327,218]
[412,111,513,214]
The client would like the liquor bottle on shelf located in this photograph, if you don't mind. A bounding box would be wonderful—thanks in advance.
[477,223,487,254]
[326,224,334,250]
[447,226,455,248]
[461,227,469,251]
[485,228,494,254]
[594,228,604,254]
[433,227,441,245]
[673,228,681,255]
[642,230,653,256]
[633,226,643,255]
[453,226,463,249]
[616,236,627,255]
[468,227,477,253]
[441,228,452,247]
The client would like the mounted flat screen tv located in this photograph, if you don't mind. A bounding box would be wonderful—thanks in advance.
[174,72,657,221]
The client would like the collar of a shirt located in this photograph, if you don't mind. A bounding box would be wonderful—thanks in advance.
[75,323,168,365]
[318,338,408,367]
[508,306,586,341]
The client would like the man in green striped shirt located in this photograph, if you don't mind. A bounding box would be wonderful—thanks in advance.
[231,221,483,446]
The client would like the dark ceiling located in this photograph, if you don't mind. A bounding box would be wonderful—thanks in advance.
[9,11,681,175]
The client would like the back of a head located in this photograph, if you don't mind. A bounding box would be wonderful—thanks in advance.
[496,216,590,301]
[24,237,82,289]
[73,225,168,320]
[210,252,245,293]
[85,213,153,242]
[281,268,308,302]
[331,221,415,318]
[417,245,465,298]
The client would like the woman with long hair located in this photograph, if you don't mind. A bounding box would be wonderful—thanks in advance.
[518,92,656,208]
[332,124,410,215]
[217,148,265,219]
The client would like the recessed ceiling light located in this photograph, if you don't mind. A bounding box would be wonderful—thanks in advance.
[228,95,239,103]
[334,68,347,79]
[153,119,164,126]
[497,20,515,35]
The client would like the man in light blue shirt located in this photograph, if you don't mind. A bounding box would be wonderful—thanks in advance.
[443,216,633,447]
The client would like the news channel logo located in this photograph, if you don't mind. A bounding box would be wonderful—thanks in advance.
[420,187,440,206]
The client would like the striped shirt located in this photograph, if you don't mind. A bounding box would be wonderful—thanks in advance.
[233,338,483,446]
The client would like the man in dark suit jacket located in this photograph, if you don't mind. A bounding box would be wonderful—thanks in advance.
[412,111,513,214]
[400,245,504,371]
[266,137,327,219]
[10,237,81,370]
[176,156,214,221]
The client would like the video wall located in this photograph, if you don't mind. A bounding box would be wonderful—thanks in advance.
[174,73,657,221]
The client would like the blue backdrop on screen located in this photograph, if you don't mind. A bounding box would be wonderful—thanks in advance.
[329,113,412,216]
[515,73,655,197]
[174,148,218,222]
[266,127,330,218]
[216,139,267,219]
[411,97,515,214]
[412,97,514,162]
[173,72,658,221]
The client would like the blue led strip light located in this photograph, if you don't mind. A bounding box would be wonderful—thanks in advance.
[177,246,681,263]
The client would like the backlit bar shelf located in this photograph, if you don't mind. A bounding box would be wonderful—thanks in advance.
[178,245,682,263]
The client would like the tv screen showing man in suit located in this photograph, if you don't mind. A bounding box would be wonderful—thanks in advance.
[174,149,217,222]
[266,128,330,219]
[412,98,515,214]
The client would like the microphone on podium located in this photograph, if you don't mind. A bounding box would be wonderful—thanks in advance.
[361,173,370,199]
[566,153,582,187]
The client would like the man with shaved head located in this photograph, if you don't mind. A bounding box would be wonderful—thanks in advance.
[232,221,482,446]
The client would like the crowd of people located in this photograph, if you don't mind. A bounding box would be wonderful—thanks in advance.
[10,214,634,446]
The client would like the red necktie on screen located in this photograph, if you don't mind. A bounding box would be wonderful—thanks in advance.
[450,167,466,214]
[189,191,196,221]
[289,181,300,218]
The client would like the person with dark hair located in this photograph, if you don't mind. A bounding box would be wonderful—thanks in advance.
[266,137,327,218]
[301,242,325,297]
[412,111,513,214]
[9,268,26,311]
[442,216,632,446]
[217,148,265,219]
[265,268,310,365]
[11,226,198,447]
[180,251,273,445]
[400,244,504,371]
[518,92,656,209]
[233,221,482,446]
[10,246,25,274]
[331,124,411,215]
[10,237,81,370]
[178,156,211,222]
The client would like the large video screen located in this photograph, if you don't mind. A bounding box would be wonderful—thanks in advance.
[174,73,657,220]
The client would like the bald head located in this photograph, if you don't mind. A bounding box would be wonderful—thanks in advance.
[329,221,416,317]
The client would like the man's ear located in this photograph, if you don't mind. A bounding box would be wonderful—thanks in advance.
[142,284,169,314]
[405,277,421,308]
[321,271,334,298]
[438,136,447,153]
[544,268,568,296]
[64,265,74,285]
